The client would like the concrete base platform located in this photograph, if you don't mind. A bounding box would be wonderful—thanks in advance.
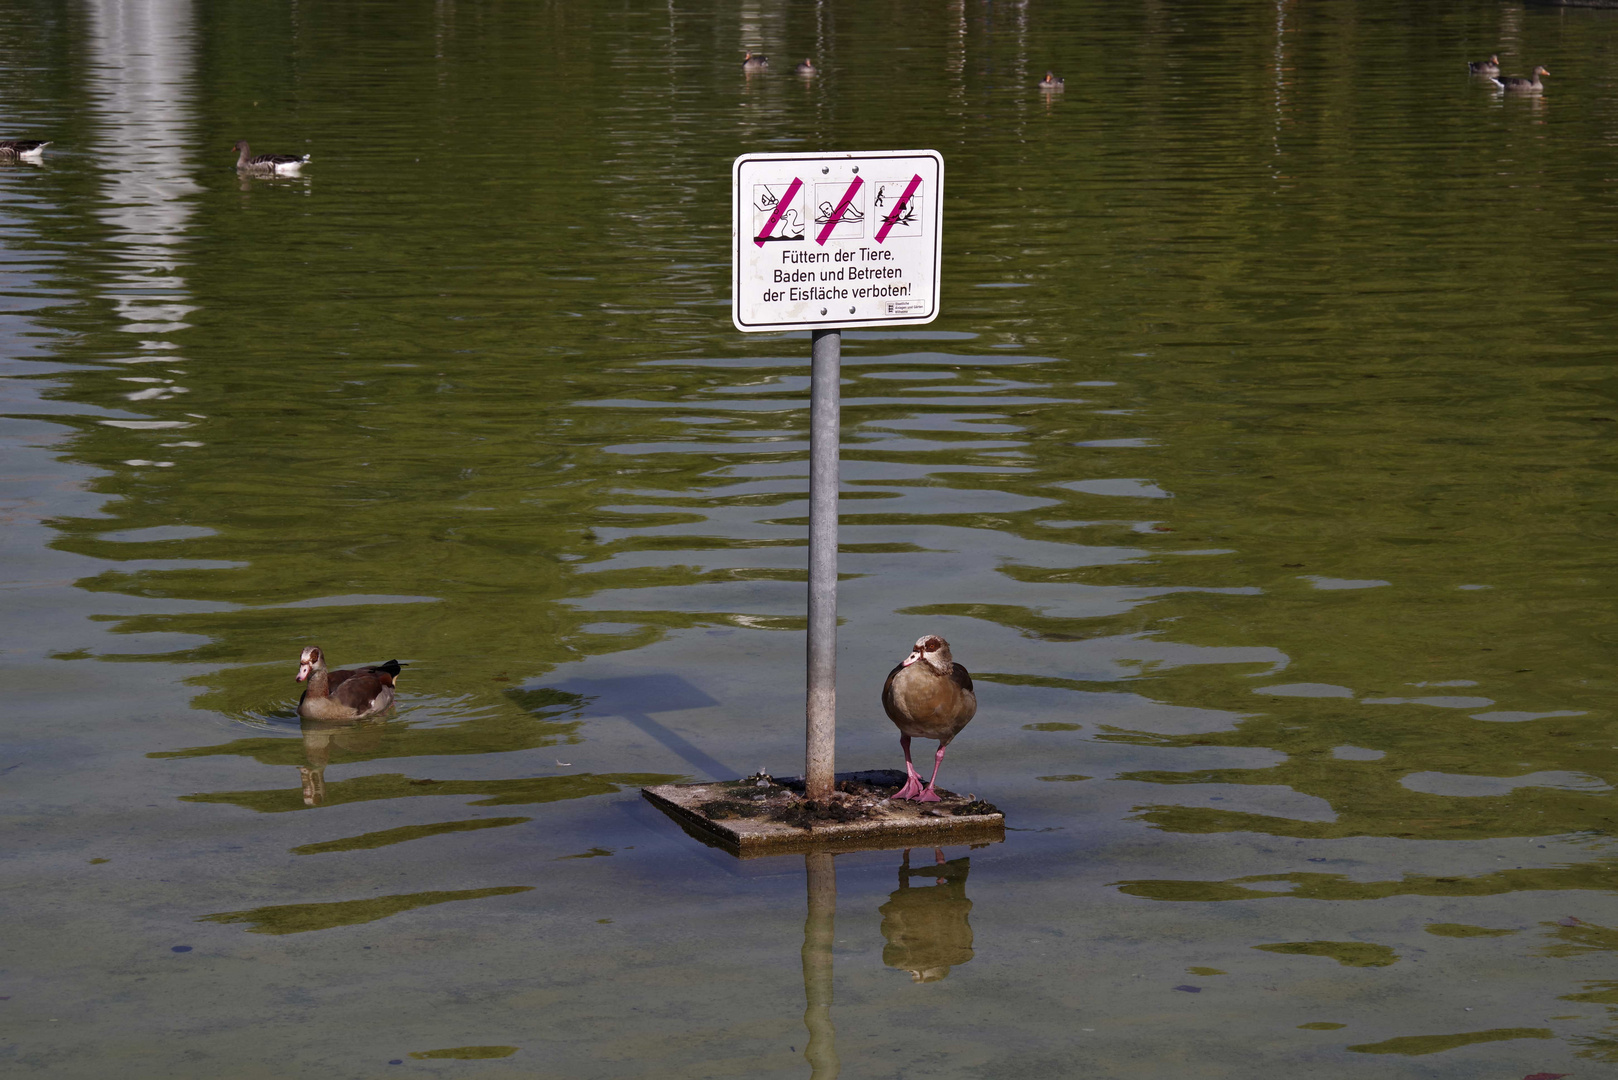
[641,769,1005,858]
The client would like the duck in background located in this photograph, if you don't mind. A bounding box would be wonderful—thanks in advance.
[233,139,310,175]
[1038,71,1064,90]
[1468,54,1500,76]
[742,51,769,71]
[1494,65,1549,92]
[295,646,404,721]
[796,58,817,76]
[881,635,978,802]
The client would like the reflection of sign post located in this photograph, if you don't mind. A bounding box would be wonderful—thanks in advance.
[733,151,944,803]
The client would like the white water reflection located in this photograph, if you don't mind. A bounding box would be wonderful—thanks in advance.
[86,0,199,351]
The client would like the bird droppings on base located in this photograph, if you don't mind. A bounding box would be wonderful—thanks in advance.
[691,772,997,825]
[642,769,1005,856]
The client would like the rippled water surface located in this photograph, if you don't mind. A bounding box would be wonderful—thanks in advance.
[5,0,1618,1075]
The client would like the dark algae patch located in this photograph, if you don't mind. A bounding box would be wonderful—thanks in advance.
[1348,1027,1552,1055]
[1538,918,1618,957]
[1115,863,1618,903]
[1426,922,1521,938]
[200,886,533,934]
[409,1046,519,1060]
[291,816,530,854]
[181,771,679,813]
[1253,941,1400,968]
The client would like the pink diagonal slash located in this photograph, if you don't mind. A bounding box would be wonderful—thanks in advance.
[753,177,804,247]
[814,175,864,246]
[874,173,923,244]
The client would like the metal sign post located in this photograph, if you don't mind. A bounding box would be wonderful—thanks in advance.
[805,327,840,802]
[733,150,944,803]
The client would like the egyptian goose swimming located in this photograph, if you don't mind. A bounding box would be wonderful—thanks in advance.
[0,140,49,161]
[1468,54,1500,76]
[881,635,978,802]
[295,646,403,721]
[742,51,770,71]
[796,59,817,76]
[1493,66,1549,92]
[1038,71,1064,90]
[233,139,310,175]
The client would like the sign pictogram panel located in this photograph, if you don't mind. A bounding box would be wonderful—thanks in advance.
[733,150,943,333]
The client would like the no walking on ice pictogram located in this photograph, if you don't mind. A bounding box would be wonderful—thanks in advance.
[733,150,943,332]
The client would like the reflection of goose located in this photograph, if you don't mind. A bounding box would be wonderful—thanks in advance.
[298,715,386,807]
[882,635,977,802]
[295,646,404,721]
[0,139,50,161]
[233,139,309,174]
[880,849,974,982]
[742,51,769,71]
[1468,54,1500,75]
[1493,66,1549,92]
[1038,71,1064,90]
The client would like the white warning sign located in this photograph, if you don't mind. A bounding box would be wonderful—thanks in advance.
[733,150,943,332]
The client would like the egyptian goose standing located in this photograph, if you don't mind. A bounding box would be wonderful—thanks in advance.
[295,646,403,721]
[0,140,50,161]
[881,635,977,802]
[233,139,310,175]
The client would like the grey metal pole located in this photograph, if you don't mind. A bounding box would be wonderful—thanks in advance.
[802,852,839,1078]
[805,327,840,803]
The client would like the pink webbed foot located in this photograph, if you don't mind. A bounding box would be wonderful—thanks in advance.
[915,785,943,803]
[891,773,926,800]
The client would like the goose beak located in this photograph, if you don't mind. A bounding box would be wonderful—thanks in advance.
[296,662,312,682]
[901,650,921,667]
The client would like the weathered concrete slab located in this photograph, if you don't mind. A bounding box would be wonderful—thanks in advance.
[642,769,1005,858]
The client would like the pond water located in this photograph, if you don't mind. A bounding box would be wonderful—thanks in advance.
[4,0,1618,1075]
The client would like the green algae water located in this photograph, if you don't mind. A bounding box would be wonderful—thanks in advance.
[4,0,1618,1075]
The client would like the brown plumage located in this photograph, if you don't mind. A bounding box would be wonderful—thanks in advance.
[1493,66,1548,92]
[1468,54,1500,76]
[233,139,310,174]
[879,851,974,982]
[295,646,403,721]
[881,634,977,802]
